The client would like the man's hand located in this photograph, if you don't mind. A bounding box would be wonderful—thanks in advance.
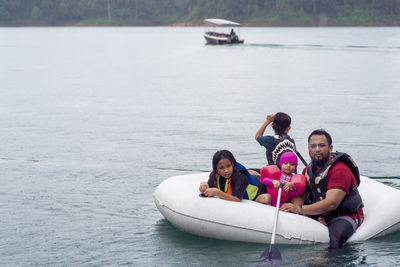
[280,203,301,214]
[281,188,347,216]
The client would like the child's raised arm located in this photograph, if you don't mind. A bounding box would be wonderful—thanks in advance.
[255,114,274,140]
[260,165,281,187]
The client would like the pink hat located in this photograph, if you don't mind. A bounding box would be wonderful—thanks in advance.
[279,151,298,168]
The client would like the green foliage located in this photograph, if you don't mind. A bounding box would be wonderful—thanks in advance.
[31,6,41,21]
[0,6,9,21]
[0,0,399,26]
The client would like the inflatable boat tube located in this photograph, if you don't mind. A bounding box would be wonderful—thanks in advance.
[153,173,400,244]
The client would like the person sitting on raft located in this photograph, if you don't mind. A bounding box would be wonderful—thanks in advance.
[199,150,249,202]
[260,151,306,207]
[280,129,364,250]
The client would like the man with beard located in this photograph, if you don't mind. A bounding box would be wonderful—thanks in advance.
[281,129,364,250]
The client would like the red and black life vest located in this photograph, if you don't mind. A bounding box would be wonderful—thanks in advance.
[305,152,363,221]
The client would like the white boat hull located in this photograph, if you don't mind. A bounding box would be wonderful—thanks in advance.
[203,33,244,45]
[154,173,400,244]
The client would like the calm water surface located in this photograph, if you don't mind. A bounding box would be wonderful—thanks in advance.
[0,27,399,266]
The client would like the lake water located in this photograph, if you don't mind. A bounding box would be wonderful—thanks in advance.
[1,27,400,266]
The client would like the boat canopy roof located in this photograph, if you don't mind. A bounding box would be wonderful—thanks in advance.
[204,18,241,26]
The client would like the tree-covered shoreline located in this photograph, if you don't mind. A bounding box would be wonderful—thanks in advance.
[1,0,400,27]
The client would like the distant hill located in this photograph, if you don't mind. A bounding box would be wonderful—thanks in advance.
[1,0,399,26]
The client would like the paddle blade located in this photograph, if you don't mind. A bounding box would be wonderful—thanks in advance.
[258,244,282,266]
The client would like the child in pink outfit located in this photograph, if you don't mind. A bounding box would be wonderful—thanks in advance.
[260,151,306,207]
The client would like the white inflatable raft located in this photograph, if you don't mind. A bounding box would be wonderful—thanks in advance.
[154,173,400,244]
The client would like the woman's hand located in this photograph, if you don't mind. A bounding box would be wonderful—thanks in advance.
[203,188,220,197]
[199,182,209,193]
[201,188,241,202]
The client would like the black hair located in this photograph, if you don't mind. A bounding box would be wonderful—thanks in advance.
[308,129,332,146]
[272,112,291,135]
[212,150,238,173]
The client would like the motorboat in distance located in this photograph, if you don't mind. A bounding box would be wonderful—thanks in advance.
[203,18,244,45]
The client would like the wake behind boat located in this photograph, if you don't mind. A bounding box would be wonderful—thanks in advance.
[154,173,400,244]
[203,18,244,45]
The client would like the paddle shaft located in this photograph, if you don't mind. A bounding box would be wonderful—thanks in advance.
[295,150,308,167]
[257,185,283,264]
[270,185,282,245]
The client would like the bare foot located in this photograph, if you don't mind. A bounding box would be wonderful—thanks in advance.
[255,194,271,205]
[318,216,327,226]
[248,170,260,176]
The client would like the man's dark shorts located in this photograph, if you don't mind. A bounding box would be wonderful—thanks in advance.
[328,216,359,250]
